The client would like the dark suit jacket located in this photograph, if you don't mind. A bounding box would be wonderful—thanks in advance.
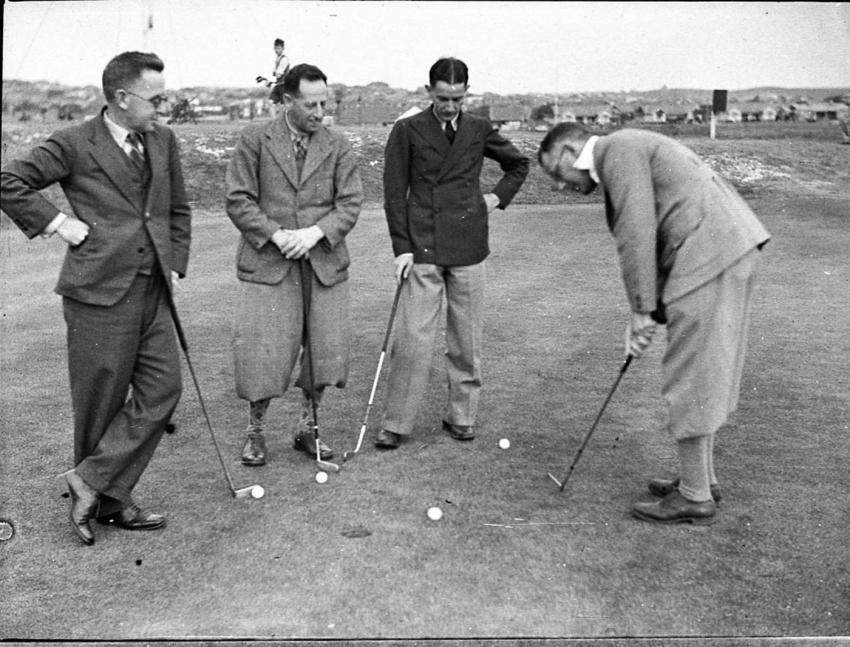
[1,109,192,306]
[225,118,362,287]
[384,108,529,266]
[594,128,770,312]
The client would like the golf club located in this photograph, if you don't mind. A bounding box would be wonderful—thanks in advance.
[165,289,263,499]
[298,258,340,473]
[548,355,633,492]
[343,278,404,462]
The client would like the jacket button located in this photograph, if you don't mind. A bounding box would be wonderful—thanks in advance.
[138,247,145,253]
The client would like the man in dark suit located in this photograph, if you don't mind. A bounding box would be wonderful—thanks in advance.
[1,51,192,545]
[375,57,529,450]
[538,123,769,525]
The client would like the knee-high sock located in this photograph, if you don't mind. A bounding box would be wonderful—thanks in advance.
[677,436,712,502]
[707,434,718,486]
[249,398,271,432]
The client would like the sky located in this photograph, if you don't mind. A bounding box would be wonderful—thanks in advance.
[3,1,849,94]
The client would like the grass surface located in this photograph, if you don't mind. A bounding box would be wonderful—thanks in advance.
[1,120,849,642]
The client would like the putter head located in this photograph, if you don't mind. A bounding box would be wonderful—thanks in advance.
[547,472,564,489]
[317,458,340,473]
[233,485,264,499]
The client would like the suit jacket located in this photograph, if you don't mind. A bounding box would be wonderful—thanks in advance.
[1,109,192,306]
[225,118,362,287]
[384,108,529,266]
[594,129,770,311]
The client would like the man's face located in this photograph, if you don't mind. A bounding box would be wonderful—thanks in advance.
[427,80,467,122]
[274,44,284,55]
[117,69,169,133]
[284,78,328,134]
[540,143,598,195]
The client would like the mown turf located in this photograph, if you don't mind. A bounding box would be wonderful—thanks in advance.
[1,122,848,642]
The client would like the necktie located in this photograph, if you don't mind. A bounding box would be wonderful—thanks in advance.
[445,120,455,144]
[126,133,146,174]
[294,136,307,160]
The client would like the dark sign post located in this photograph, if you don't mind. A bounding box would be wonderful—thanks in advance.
[710,89,727,140]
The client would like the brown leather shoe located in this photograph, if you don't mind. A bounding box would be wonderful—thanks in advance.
[442,420,475,441]
[375,429,403,449]
[293,431,334,460]
[241,431,267,467]
[100,503,166,530]
[648,477,722,504]
[632,491,716,525]
[64,469,99,546]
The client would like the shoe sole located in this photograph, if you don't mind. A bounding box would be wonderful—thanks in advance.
[241,457,266,467]
[631,509,716,526]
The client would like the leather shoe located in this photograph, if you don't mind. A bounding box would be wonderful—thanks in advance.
[241,431,267,467]
[99,503,166,530]
[632,490,716,525]
[375,429,403,449]
[64,469,99,546]
[293,431,334,460]
[442,420,475,441]
[648,477,722,504]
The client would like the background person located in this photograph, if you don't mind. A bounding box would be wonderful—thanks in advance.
[375,57,530,450]
[537,122,770,525]
[0,51,191,545]
[226,63,362,467]
[257,38,291,118]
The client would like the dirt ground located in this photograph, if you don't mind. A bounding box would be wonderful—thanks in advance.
[1,121,849,643]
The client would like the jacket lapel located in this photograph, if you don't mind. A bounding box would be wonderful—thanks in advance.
[410,108,452,158]
[88,113,143,211]
[141,129,165,211]
[438,112,472,181]
[298,127,332,186]
[265,118,300,189]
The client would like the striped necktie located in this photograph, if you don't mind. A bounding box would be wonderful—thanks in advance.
[126,132,146,173]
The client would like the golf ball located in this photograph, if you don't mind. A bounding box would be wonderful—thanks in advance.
[499,438,511,449]
[427,506,443,521]
[315,471,328,484]
[251,485,265,499]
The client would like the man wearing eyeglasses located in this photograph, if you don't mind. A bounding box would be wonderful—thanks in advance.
[1,51,191,545]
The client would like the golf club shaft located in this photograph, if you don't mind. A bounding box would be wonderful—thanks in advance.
[165,288,238,496]
[347,280,404,458]
[298,258,324,463]
[556,355,633,492]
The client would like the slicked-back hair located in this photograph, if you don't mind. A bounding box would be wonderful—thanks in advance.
[537,122,590,165]
[274,38,285,46]
[282,64,328,96]
[429,58,469,87]
[102,51,164,102]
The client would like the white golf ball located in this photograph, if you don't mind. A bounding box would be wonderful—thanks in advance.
[427,506,443,521]
[251,485,265,499]
[499,438,511,449]
[315,471,328,484]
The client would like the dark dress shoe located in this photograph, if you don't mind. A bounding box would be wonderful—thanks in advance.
[375,429,403,449]
[64,469,99,546]
[648,477,722,504]
[100,503,166,530]
[442,420,475,441]
[632,491,716,525]
[241,431,267,466]
[293,432,334,460]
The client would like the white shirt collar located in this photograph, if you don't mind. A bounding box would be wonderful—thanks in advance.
[432,106,459,131]
[103,110,137,150]
[572,135,600,185]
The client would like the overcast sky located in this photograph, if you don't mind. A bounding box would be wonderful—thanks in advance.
[3,1,849,94]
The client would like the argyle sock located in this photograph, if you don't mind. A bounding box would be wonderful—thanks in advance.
[248,398,270,433]
[676,436,713,502]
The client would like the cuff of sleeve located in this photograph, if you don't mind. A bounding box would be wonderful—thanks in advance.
[41,212,68,238]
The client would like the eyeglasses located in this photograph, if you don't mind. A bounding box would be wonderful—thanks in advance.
[124,90,169,108]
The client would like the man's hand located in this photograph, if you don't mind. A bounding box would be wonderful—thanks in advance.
[625,311,657,358]
[273,225,324,259]
[56,216,90,246]
[394,253,414,284]
[484,193,500,213]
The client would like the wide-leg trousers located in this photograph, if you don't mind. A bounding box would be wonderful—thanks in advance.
[381,262,485,436]
[63,272,181,513]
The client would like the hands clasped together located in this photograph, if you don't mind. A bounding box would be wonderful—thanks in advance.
[271,225,324,259]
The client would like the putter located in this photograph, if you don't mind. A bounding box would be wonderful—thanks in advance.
[165,289,263,499]
[298,258,340,473]
[343,278,404,462]
[548,355,633,492]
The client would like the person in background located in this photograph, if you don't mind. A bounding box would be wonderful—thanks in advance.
[0,51,191,545]
[376,57,529,450]
[537,122,770,525]
[226,63,362,467]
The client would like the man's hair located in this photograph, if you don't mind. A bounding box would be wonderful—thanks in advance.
[102,51,164,102]
[537,122,590,165]
[282,63,327,95]
[274,38,285,47]
[429,57,469,87]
